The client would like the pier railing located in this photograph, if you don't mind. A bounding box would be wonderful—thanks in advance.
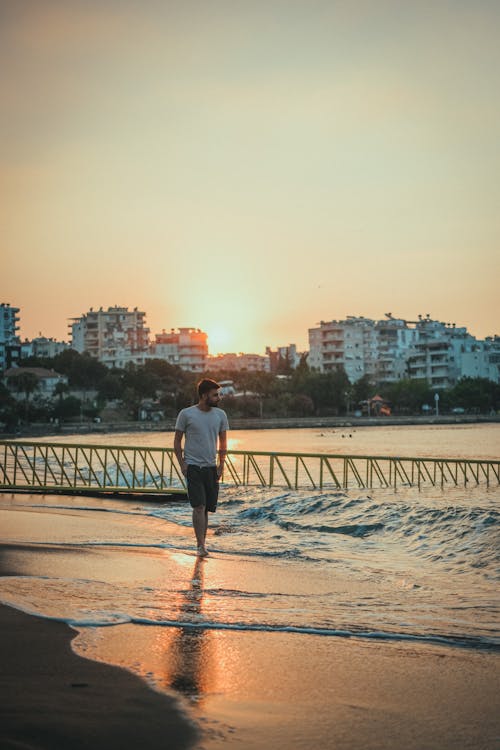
[0,440,499,495]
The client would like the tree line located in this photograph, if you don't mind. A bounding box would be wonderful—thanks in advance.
[0,349,499,428]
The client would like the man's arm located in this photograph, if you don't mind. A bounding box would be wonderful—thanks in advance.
[174,430,188,476]
[217,430,227,479]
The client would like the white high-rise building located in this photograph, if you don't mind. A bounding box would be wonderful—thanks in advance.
[483,336,500,382]
[69,306,150,368]
[406,317,490,388]
[374,316,418,382]
[0,303,21,371]
[308,313,499,385]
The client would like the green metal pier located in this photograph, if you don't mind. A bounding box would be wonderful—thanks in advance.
[0,440,498,496]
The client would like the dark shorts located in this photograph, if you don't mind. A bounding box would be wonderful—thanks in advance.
[186,465,219,513]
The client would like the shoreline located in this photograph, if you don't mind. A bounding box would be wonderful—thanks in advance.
[1,536,500,750]
[2,413,499,439]
[0,602,198,750]
[1,503,499,750]
[2,603,499,750]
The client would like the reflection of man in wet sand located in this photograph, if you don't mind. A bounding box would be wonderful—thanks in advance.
[169,556,208,700]
[174,379,229,557]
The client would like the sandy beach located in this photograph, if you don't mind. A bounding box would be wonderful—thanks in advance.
[1,421,500,749]
[1,508,499,749]
[0,599,197,750]
[1,602,500,750]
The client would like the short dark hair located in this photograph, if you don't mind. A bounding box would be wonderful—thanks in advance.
[197,378,221,398]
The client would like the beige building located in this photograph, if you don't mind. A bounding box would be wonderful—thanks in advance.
[308,317,377,382]
[153,328,208,372]
[207,352,270,372]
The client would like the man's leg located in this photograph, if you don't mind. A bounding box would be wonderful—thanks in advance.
[192,506,208,551]
[202,468,218,550]
[187,466,208,554]
[203,509,209,545]
[192,509,209,554]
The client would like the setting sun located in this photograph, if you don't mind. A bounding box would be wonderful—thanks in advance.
[2,1,499,351]
[205,325,233,355]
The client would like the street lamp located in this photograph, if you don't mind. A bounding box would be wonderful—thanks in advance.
[434,392,440,417]
[344,390,351,415]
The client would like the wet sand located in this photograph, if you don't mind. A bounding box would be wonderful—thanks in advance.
[193,630,500,749]
[2,566,500,750]
[0,602,197,750]
[1,502,500,749]
[2,596,499,750]
[73,604,500,750]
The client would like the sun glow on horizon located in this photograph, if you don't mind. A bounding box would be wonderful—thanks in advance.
[2,2,499,348]
[205,325,237,356]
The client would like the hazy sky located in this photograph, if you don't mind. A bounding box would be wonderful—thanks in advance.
[2,0,499,354]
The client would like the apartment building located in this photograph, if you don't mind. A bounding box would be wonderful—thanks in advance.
[308,317,378,382]
[374,317,418,382]
[407,318,487,388]
[309,313,499,385]
[21,336,69,359]
[407,340,454,388]
[207,352,270,372]
[484,336,500,381]
[0,303,21,371]
[152,328,208,372]
[69,306,150,368]
[460,347,498,381]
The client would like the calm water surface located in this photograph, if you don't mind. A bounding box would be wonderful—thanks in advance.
[33,422,500,459]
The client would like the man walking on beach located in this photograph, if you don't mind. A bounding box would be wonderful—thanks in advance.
[174,379,229,557]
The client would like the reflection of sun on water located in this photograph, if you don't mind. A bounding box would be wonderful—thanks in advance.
[171,552,198,570]
[167,556,217,703]
[226,437,241,451]
[73,554,220,703]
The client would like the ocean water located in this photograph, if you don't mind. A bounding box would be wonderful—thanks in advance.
[30,421,500,459]
[1,424,499,656]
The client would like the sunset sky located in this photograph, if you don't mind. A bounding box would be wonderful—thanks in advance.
[2,0,499,354]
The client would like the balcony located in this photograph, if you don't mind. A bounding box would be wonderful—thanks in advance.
[323,345,343,352]
[322,336,343,345]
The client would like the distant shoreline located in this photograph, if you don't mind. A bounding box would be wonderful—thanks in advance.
[2,414,499,439]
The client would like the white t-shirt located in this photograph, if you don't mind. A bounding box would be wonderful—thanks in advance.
[175,405,229,467]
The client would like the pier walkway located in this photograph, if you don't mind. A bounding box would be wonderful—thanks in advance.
[1,440,499,496]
